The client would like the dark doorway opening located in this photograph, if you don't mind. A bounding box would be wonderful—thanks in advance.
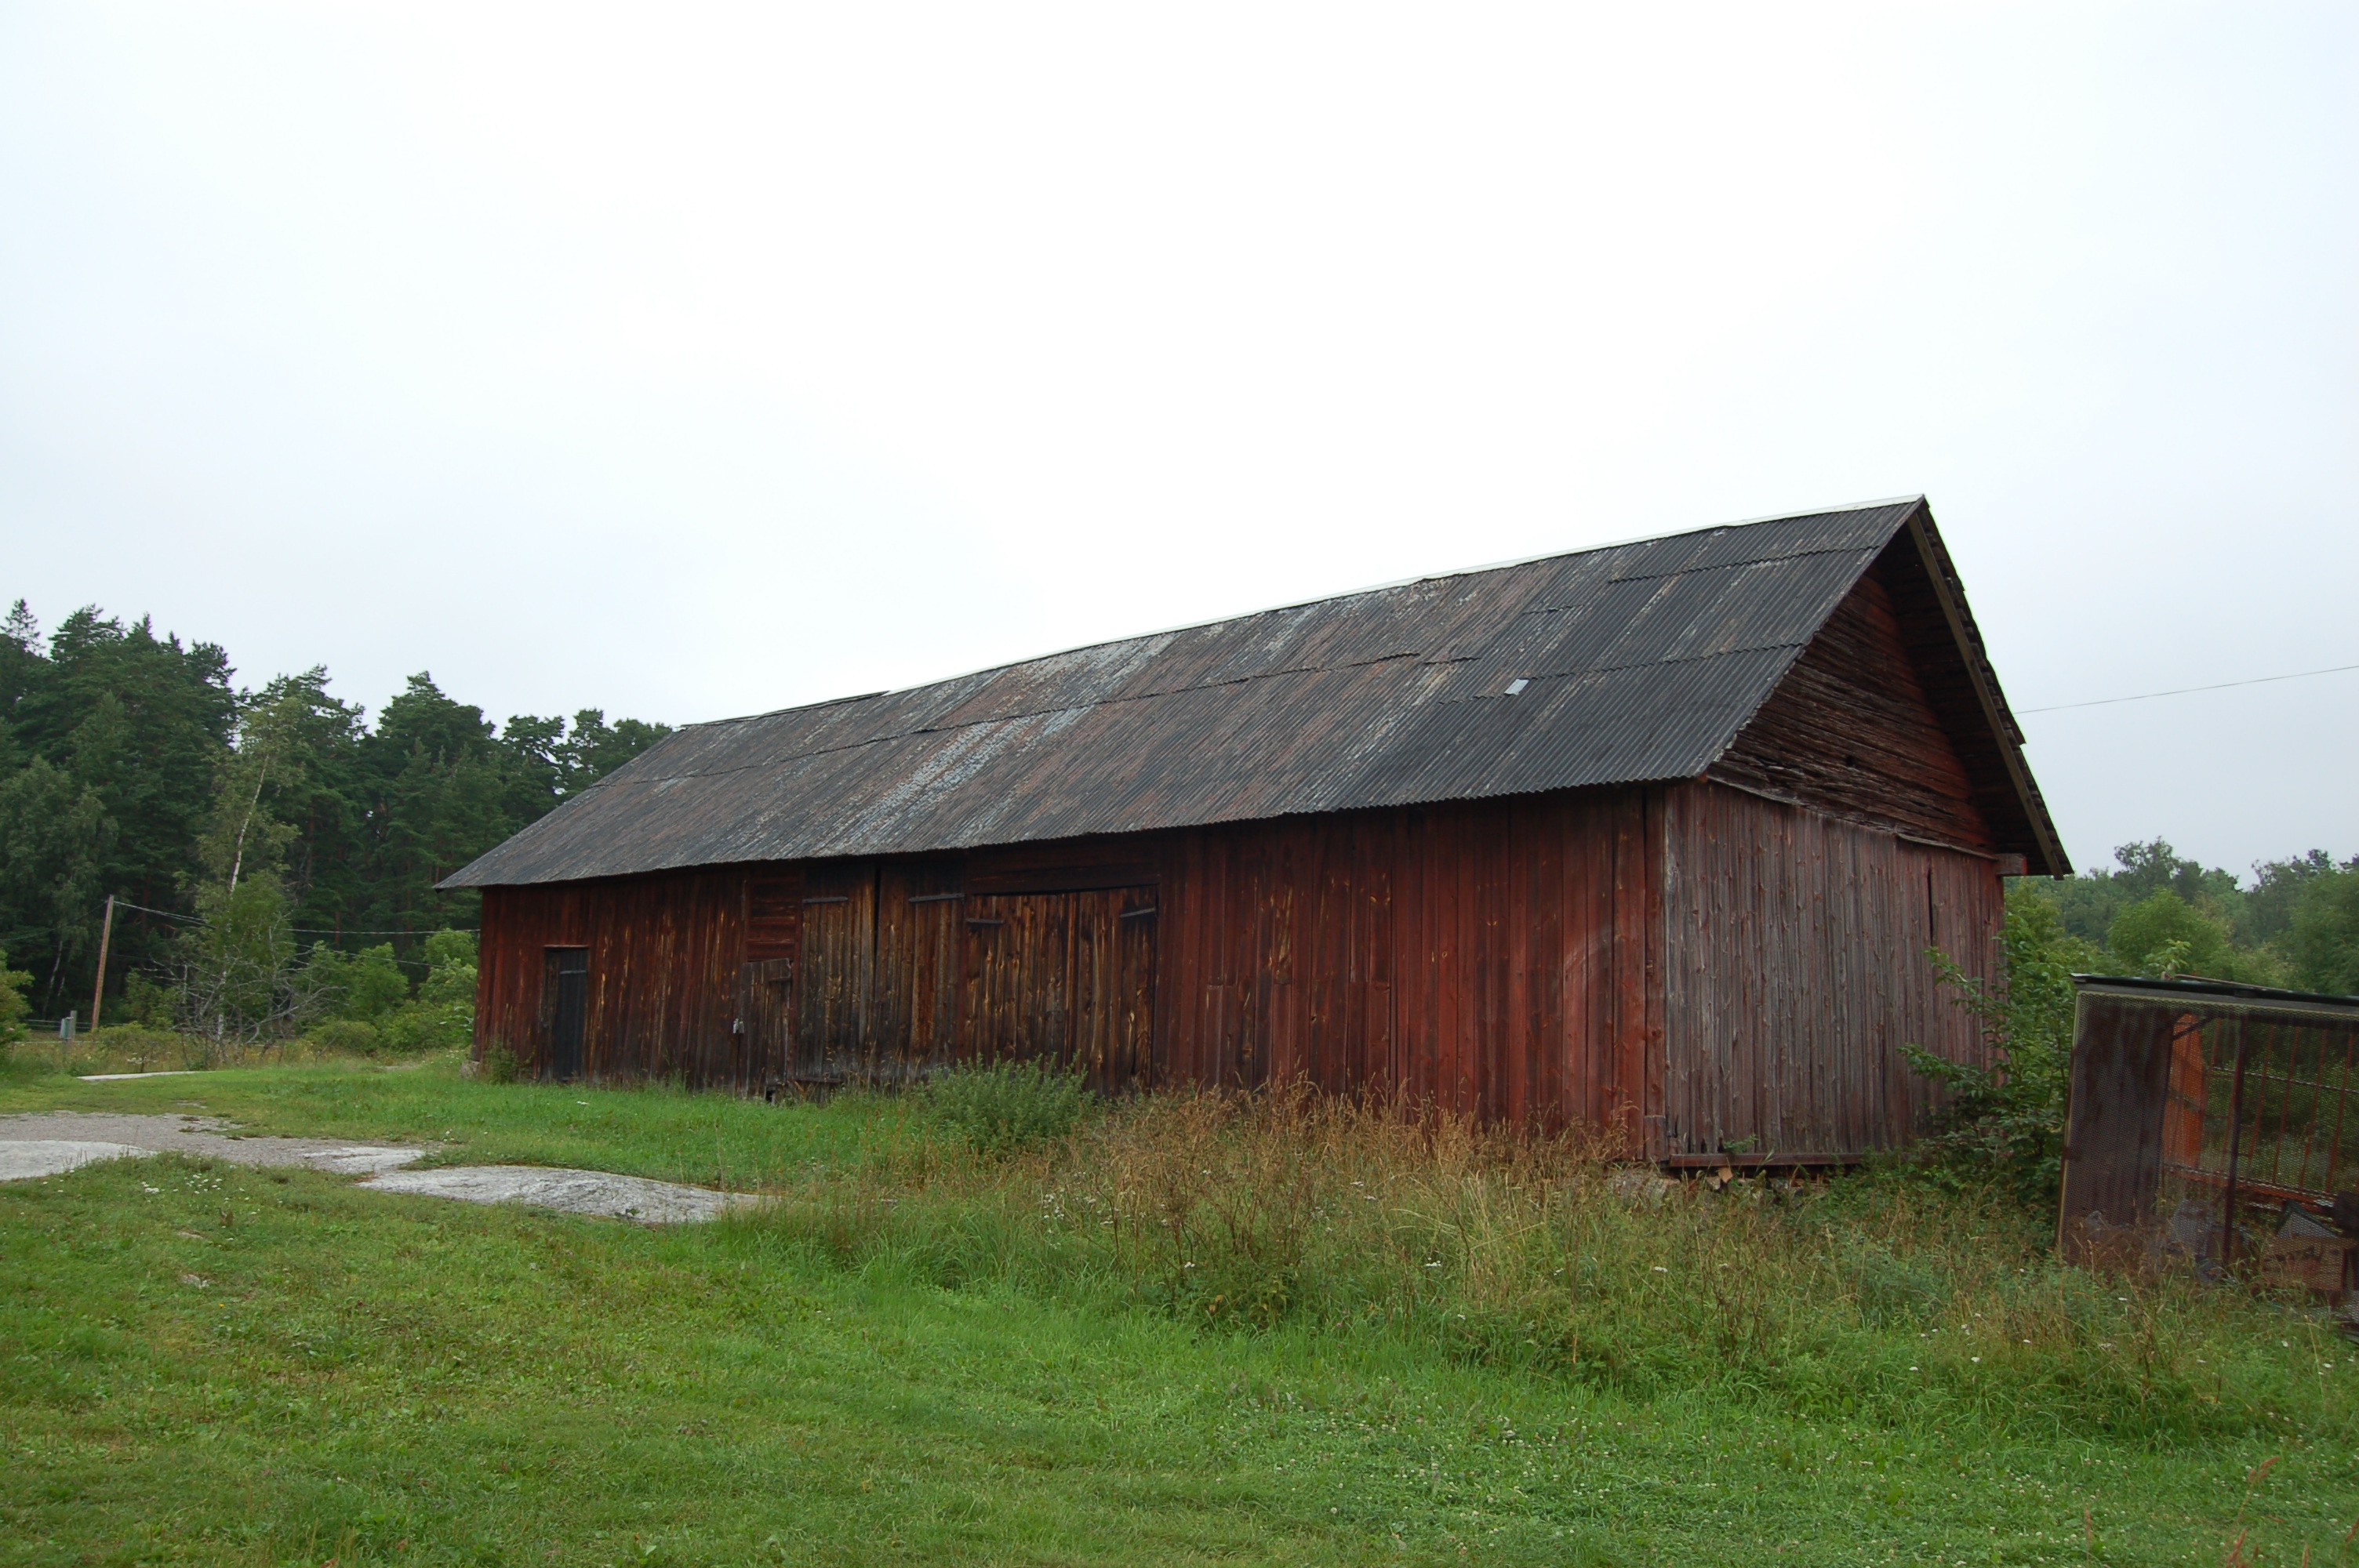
[543,947,588,1081]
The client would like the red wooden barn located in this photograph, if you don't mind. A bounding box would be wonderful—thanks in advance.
[442,497,2066,1164]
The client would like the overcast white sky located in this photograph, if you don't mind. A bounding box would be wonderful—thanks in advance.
[3,2,2353,880]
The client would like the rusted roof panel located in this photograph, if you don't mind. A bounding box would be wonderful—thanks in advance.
[445,499,1965,887]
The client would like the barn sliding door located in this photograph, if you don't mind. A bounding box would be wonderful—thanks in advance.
[961,886,1155,1093]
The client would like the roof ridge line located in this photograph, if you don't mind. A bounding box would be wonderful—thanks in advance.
[677,499,1924,732]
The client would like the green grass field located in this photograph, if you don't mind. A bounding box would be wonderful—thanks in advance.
[3,1057,2354,1566]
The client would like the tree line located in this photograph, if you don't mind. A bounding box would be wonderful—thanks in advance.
[2019,837,2359,994]
[0,600,668,1026]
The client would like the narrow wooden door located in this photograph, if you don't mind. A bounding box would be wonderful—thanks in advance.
[794,864,874,1083]
[542,947,588,1082]
[872,862,964,1083]
[1074,887,1158,1092]
[737,957,794,1090]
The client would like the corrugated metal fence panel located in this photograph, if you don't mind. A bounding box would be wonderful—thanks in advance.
[1658,782,1999,1160]
[2056,982,2359,1259]
[2056,994,2179,1240]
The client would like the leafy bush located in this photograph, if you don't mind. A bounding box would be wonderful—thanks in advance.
[305,942,412,1021]
[119,969,177,1026]
[2284,862,2359,994]
[306,1018,383,1055]
[921,1058,1091,1156]
[480,1042,519,1083]
[2106,888,2283,984]
[86,1022,209,1071]
[0,943,30,1047]
[1902,885,2092,1206]
[296,931,470,1055]
[364,930,476,1054]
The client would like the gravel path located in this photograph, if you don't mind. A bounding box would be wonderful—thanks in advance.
[0,1111,752,1223]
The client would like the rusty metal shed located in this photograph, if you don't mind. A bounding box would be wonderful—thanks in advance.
[2059,975,2359,1290]
[444,497,2065,1163]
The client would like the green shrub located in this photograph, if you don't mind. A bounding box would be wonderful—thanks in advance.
[305,942,413,1021]
[481,1042,519,1083]
[2107,887,2284,984]
[921,1058,1091,1156]
[0,943,30,1048]
[2284,862,2359,994]
[351,931,476,1054]
[119,969,177,1027]
[1903,886,2090,1207]
[87,1022,209,1072]
[306,1018,383,1055]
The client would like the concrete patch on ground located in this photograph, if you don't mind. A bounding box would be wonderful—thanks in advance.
[0,1139,155,1181]
[362,1164,761,1223]
[0,1110,752,1224]
[78,1070,202,1082]
[0,1111,427,1172]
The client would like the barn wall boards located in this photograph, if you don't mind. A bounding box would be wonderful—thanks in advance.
[475,780,2000,1160]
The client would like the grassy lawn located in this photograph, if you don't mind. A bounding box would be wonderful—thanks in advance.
[3,1059,2356,1566]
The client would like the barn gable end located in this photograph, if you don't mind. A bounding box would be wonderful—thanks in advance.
[1709,544,1994,855]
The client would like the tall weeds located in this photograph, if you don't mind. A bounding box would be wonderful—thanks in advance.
[740,1087,2352,1449]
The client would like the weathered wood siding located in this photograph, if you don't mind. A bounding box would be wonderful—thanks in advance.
[1656,782,2000,1161]
[475,869,754,1089]
[475,793,1659,1133]
[474,784,2001,1158]
[1710,564,1994,854]
[1151,792,1658,1138]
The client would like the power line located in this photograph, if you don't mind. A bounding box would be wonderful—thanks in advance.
[111,898,475,936]
[2019,660,2359,715]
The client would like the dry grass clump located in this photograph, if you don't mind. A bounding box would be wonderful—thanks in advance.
[746,1084,2352,1448]
[1,1023,391,1080]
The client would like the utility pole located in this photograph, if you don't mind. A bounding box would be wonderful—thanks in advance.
[89,895,115,1031]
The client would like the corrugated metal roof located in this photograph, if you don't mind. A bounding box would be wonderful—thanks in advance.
[445,499,1986,887]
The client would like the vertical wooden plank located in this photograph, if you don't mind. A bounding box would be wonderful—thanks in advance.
[1425,808,1453,1112]
[1073,889,1112,1086]
[796,862,875,1083]
[1072,884,1158,1094]
[1394,808,1428,1105]
[1523,799,1564,1127]
[875,860,962,1083]
[1169,833,1198,1087]
[960,891,1075,1068]
[1615,786,1656,1155]
[1500,803,1531,1125]
[1641,786,1667,1159]
[1352,815,1387,1090]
